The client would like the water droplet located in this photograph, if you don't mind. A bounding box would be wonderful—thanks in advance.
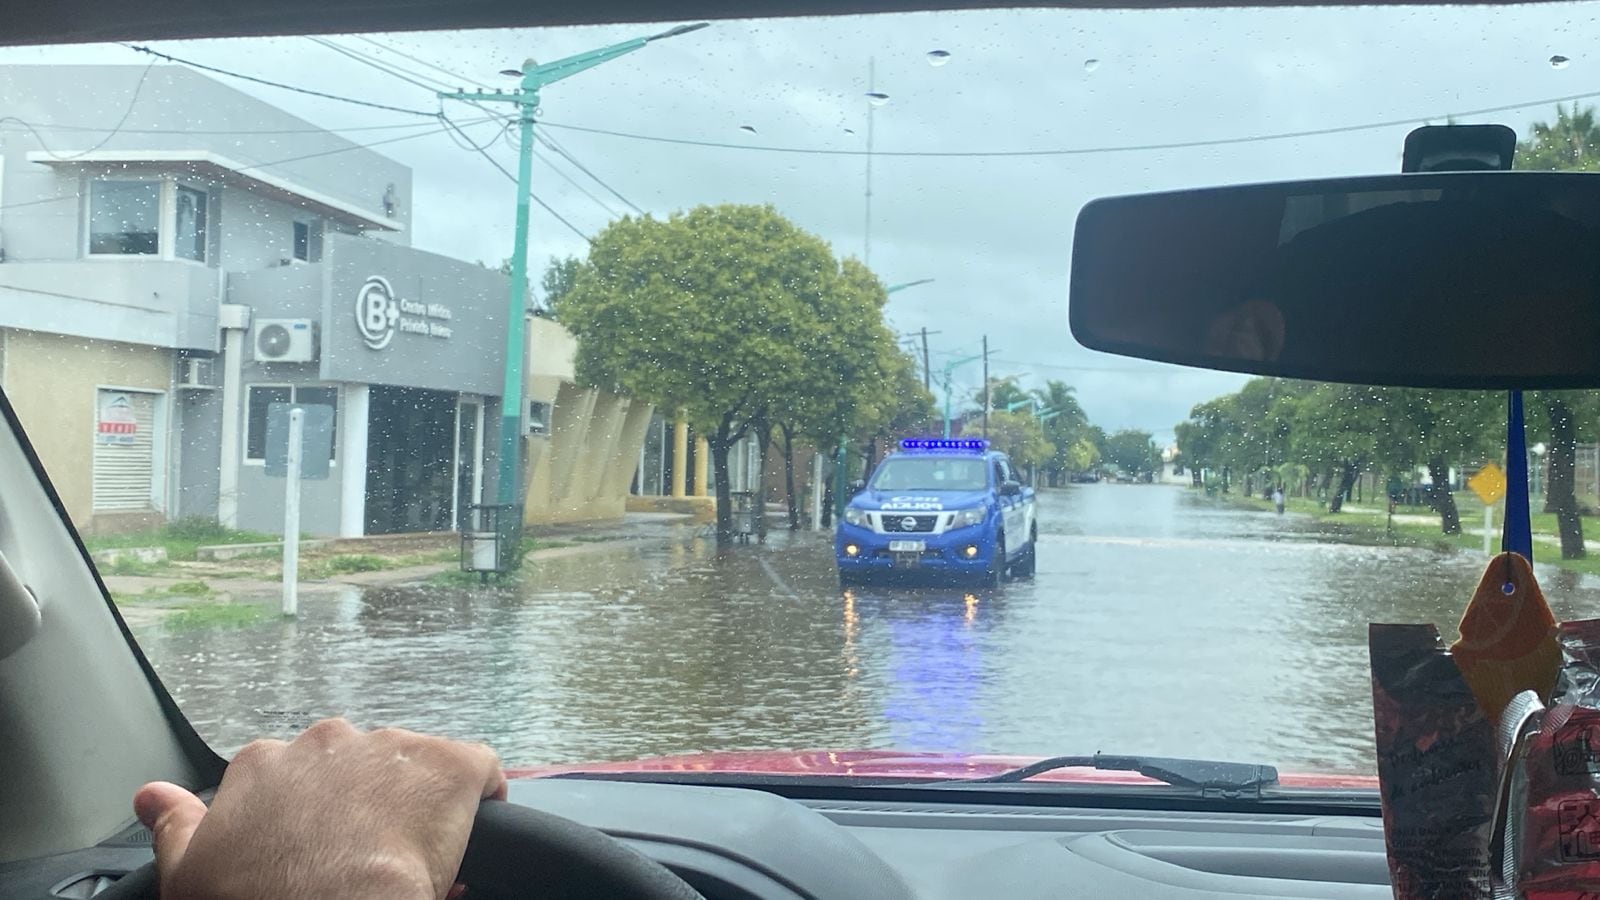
[1552,54,1572,69]
[1083,58,1101,73]
[739,124,756,133]
[866,91,891,107]
[927,49,951,67]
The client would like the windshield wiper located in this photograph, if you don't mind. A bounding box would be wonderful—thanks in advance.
[941,753,1280,799]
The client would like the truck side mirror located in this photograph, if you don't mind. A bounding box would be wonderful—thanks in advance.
[1000,480,1022,496]
[849,479,866,494]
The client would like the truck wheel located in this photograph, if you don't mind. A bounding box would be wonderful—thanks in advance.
[985,533,1006,587]
[1015,532,1037,579]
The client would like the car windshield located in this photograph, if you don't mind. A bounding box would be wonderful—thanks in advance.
[871,458,989,491]
[8,4,1600,793]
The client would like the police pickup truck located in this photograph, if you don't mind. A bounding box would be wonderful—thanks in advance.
[835,439,1037,585]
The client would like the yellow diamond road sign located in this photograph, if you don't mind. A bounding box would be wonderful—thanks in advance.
[1469,463,1507,506]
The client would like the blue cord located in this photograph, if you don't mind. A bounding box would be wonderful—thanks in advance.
[1502,390,1532,563]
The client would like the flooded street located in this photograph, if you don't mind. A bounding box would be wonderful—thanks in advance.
[135,484,1600,775]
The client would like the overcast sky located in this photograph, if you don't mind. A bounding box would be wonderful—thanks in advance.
[5,4,1598,442]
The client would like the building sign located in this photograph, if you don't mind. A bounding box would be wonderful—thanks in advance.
[319,234,506,397]
[354,274,453,351]
[96,393,139,445]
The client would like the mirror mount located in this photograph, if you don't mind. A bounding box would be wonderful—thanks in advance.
[1402,124,1516,173]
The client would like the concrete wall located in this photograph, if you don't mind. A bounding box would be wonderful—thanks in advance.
[521,318,653,526]
[0,329,173,532]
[0,260,220,350]
[175,387,221,520]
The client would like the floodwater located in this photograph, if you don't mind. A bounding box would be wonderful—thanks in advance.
[134,485,1600,774]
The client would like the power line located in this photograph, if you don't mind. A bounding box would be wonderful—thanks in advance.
[533,146,622,217]
[2,60,158,162]
[0,115,493,137]
[536,131,645,215]
[305,36,453,94]
[124,44,438,117]
[538,86,1600,159]
[355,36,491,90]
[0,121,454,212]
[440,116,593,244]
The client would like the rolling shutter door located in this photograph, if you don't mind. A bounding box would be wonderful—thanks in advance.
[93,390,157,511]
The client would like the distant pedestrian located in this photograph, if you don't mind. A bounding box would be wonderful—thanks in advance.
[1273,487,1286,515]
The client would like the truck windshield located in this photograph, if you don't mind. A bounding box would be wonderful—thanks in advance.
[870,457,989,491]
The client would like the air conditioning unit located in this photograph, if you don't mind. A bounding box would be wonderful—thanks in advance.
[253,319,317,363]
[178,357,218,390]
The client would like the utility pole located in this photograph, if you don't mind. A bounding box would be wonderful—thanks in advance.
[920,327,931,391]
[982,335,990,438]
[438,23,707,510]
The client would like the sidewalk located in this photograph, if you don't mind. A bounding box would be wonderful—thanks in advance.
[103,511,707,628]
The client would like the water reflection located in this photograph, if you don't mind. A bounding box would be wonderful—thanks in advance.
[134,485,1600,774]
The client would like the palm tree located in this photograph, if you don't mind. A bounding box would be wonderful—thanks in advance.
[1517,104,1600,172]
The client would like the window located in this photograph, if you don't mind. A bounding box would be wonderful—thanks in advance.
[245,385,338,463]
[88,180,159,255]
[292,221,310,262]
[174,185,207,262]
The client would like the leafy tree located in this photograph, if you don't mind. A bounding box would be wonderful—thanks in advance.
[985,410,1054,474]
[1102,429,1161,480]
[1383,390,1501,534]
[1064,437,1101,473]
[556,204,874,546]
[539,255,582,312]
[1032,380,1091,484]
[973,377,1031,413]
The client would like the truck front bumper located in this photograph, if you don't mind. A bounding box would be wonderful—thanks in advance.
[834,523,999,579]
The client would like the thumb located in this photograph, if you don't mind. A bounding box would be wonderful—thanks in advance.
[134,782,207,883]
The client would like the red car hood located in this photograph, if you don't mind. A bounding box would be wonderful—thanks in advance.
[506,750,1378,790]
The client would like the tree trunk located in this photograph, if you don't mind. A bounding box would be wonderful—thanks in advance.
[754,418,771,544]
[710,426,735,548]
[1329,462,1358,513]
[780,424,799,530]
[1547,399,1587,559]
[1427,457,1461,535]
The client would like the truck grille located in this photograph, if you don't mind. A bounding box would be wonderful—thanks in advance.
[880,514,938,533]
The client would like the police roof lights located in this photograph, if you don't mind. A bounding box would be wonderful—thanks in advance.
[900,438,987,452]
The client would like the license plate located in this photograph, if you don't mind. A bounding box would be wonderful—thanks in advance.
[889,540,926,552]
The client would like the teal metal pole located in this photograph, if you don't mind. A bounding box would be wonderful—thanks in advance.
[495,89,537,506]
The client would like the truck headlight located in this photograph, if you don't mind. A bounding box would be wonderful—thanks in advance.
[950,506,988,529]
[842,508,872,527]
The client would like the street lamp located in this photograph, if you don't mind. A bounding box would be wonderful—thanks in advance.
[939,354,983,437]
[441,23,709,512]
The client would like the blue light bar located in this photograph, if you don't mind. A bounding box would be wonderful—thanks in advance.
[900,438,987,452]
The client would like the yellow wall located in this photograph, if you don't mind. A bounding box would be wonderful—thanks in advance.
[0,329,173,532]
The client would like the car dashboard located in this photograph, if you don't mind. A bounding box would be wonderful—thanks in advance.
[2,778,1393,899]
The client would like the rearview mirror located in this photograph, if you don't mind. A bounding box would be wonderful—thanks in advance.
[1069,171,1600,389]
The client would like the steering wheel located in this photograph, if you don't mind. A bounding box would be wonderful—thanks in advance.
[99,800,702,899]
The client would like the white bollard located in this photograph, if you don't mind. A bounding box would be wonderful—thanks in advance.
[1483,502,1494,557]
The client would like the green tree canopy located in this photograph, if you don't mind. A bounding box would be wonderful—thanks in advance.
[556,203,888,544]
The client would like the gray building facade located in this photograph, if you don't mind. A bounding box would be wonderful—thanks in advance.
[0,64,507,536]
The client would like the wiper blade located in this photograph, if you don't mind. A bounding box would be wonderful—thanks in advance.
[945,753,1280,797]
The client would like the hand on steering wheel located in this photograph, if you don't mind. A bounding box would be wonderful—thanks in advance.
[98,719,698,900]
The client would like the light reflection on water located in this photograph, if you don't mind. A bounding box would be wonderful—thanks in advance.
[135,485,1600,774]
